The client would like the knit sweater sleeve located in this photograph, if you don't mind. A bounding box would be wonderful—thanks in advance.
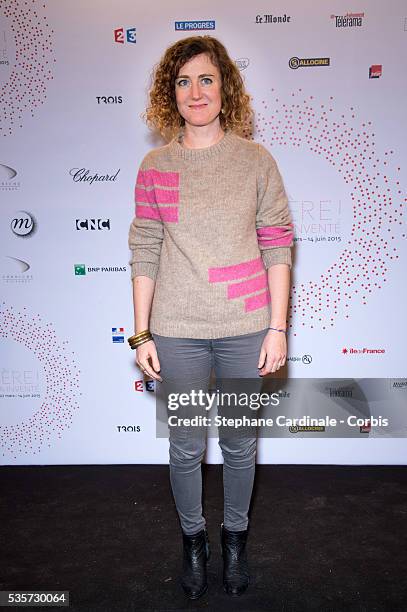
[256,144,293,269]
[128,156,164,281]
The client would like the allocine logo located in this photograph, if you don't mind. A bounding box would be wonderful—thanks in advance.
[330,12,364,27]
[255,14,291,24]
[74,264,127,275]
[289,56,330,69]
[289,425,325,434]
[175,21,215,31]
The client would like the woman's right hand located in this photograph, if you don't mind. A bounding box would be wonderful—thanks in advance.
[136,340,162,382]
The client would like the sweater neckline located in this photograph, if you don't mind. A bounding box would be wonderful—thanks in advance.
[169,130,236,161]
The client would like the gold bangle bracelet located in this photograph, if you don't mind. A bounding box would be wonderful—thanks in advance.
[128,330,150,340]
[129,336,152,350]
[128,330,151,345]
[127,331,151,344]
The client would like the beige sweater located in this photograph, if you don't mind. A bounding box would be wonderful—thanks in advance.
[128,130,293,339]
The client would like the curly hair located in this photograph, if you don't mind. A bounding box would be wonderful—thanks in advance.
[143,36,253,140]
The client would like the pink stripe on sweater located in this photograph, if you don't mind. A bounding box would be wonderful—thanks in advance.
[139,169,179,188]
[227,272,267,299]
[208,257,264,283]
[257,225,293,246]
[136,205,161,221]
[136,205,179,222]
[135,187,179,205]
[244,290,271,312]
[258,235,293,247]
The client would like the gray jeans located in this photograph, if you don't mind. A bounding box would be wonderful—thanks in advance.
[152,328,269,535]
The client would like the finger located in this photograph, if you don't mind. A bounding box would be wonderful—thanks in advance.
[150,350,161,374]
[142,363,162,381]
[259,358,274,375]
[140,359,162,382]
[257,347,266,369]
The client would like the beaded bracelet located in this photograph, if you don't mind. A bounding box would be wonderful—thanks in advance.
[268,327,287,334]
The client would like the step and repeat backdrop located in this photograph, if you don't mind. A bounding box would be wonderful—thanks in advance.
[1,0,406,464]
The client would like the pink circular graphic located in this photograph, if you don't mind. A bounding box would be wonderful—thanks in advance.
[0,302,81,458]
[0,0,55,137]
[255,89,406,332]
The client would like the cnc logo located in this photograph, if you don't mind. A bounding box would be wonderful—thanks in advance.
[175,21,215,31]
[330,12,365,27]
[75,219,111,230]
[289,56,330,69]
[10,211,37,237]
[96,96,123,104]
[369,64,382,78]
[114,27,136,44]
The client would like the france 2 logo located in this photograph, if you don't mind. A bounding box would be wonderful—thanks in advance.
[114,27,136,44]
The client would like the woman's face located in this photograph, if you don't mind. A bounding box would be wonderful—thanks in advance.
[175,53,222,129]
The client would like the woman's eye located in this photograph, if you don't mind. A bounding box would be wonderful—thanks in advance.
[176,79,189,87]
[201,77,213,86]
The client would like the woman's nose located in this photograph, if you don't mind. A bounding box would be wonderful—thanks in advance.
[190,80,202,99]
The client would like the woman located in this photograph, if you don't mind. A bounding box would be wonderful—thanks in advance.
[128,35,293,600]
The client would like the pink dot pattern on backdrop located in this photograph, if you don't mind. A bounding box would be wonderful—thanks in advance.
[0,303,81,458]
[254,89,406,333]
[0,0,55,137]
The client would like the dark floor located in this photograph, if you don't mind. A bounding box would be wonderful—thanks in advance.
[0,464,406,611]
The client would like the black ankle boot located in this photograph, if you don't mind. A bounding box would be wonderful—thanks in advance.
[221,522,250,596]
[180,527,210,600]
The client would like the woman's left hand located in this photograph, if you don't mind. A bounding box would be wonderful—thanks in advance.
[258,330,287,376]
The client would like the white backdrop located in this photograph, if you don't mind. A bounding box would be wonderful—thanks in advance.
[1,0,406,464]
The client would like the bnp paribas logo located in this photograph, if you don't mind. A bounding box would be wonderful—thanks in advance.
[74,264,86,275]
